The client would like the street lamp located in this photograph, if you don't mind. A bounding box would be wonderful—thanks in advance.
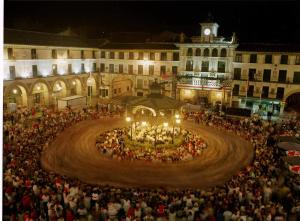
[126,116,133,140]
[87,72,93,107]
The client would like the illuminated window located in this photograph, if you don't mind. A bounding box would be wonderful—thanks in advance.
[9,66,16,80]
[53,64,58,75]
[7,48,13,59]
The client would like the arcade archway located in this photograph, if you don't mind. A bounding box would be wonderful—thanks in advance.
[285,92,300,112]
[31,82,50,105]
[52,80,67,99]
[69,78,83,96]
[5,84,28,107]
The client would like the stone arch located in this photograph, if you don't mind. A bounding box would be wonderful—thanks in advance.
[86,75,97,97]
[203,48,210,57]
[283,89,300,111]
[212,48,218,57]
[69,77,83,96]
[30,80,51,106]
[283,88,300,102]
[112,76,134,97]
[4,82,29,107]
[52,79,67,100]
[132,105,157,117]
[221,48,227,57]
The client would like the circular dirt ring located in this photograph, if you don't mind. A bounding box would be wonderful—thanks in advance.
[41,118,253,189]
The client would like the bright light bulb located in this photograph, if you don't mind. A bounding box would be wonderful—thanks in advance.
[141,121,147,126]
[37,86,41,91]
[163,122,168,127]
[13,89,17,94]
[126,117,131,122]
[176,119,181,124]
[72,81,76,85]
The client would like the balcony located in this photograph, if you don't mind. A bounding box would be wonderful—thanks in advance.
[177,76,229,89]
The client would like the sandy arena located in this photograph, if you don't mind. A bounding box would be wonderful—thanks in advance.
[41,118,254,189]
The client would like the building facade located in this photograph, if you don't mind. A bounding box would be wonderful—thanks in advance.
[3,23,300,115]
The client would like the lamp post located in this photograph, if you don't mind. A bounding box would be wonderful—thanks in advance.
[172,114,181,144]
[87,72,93,107]
[126,116,133,140]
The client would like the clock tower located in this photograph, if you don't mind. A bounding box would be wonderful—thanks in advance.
[200,22,219,37]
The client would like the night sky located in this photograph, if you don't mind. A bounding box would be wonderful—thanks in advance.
[4,1,300,43]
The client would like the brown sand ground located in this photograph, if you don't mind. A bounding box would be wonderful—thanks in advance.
[41,118,253,189]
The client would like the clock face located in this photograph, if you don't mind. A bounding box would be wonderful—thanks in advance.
[204,28,211,36]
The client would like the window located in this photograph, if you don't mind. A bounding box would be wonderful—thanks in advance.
[9,66,16,80]
[100,63,105,72]
[92,51,96,59]
[67,50,70,59]
[173,52,179,61]
[250,54,257,63]
[137,92,143,96]
[119,52,124,59]
[129,52,134,60]
[100,89,108,97]
[201,61,209,72]
[263,69,271,82]
[80,63,84,73]
[137,79,143,89]
[101,51,106,58]
[109,64,114,73]
[261,86,269,98]
[160,66,166,75]
[172,66,178,75]
[247,85,254,97]
[7,48,13,59]
[186,60,193,71]
[203,48,209,57]
[295,55,300,65]
[138,65,143,75]
[278,70,287,83]
[31,49,37,59]
[235,53,242,62]
[195,48,201,56]
[32,65,38,77]
[233,85,240,96]
[160,52,167,61]
[265,54,272,64]
[81,50,84,59]
[119,64,123,73]
[220,48,227,57]
[212,48,218,57]
[109,52,115,59]
[276,87,285,99]
[187,48,193,56]
[233,68,241,80]
[52,50,57,59]
[217,61,225,73]
[53,64,58,75]
[293,72,300,83]
[128,65,133,74]
[138,52,144,60]
[68,64,72,73]
[248,68,256,81]
[92,63,97,72]
[150,52,155,60]
[280,55,288,64]
[149,65,154,75]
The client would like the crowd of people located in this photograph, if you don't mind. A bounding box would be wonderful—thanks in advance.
[95,126,207,163]
[3,105,300,221]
